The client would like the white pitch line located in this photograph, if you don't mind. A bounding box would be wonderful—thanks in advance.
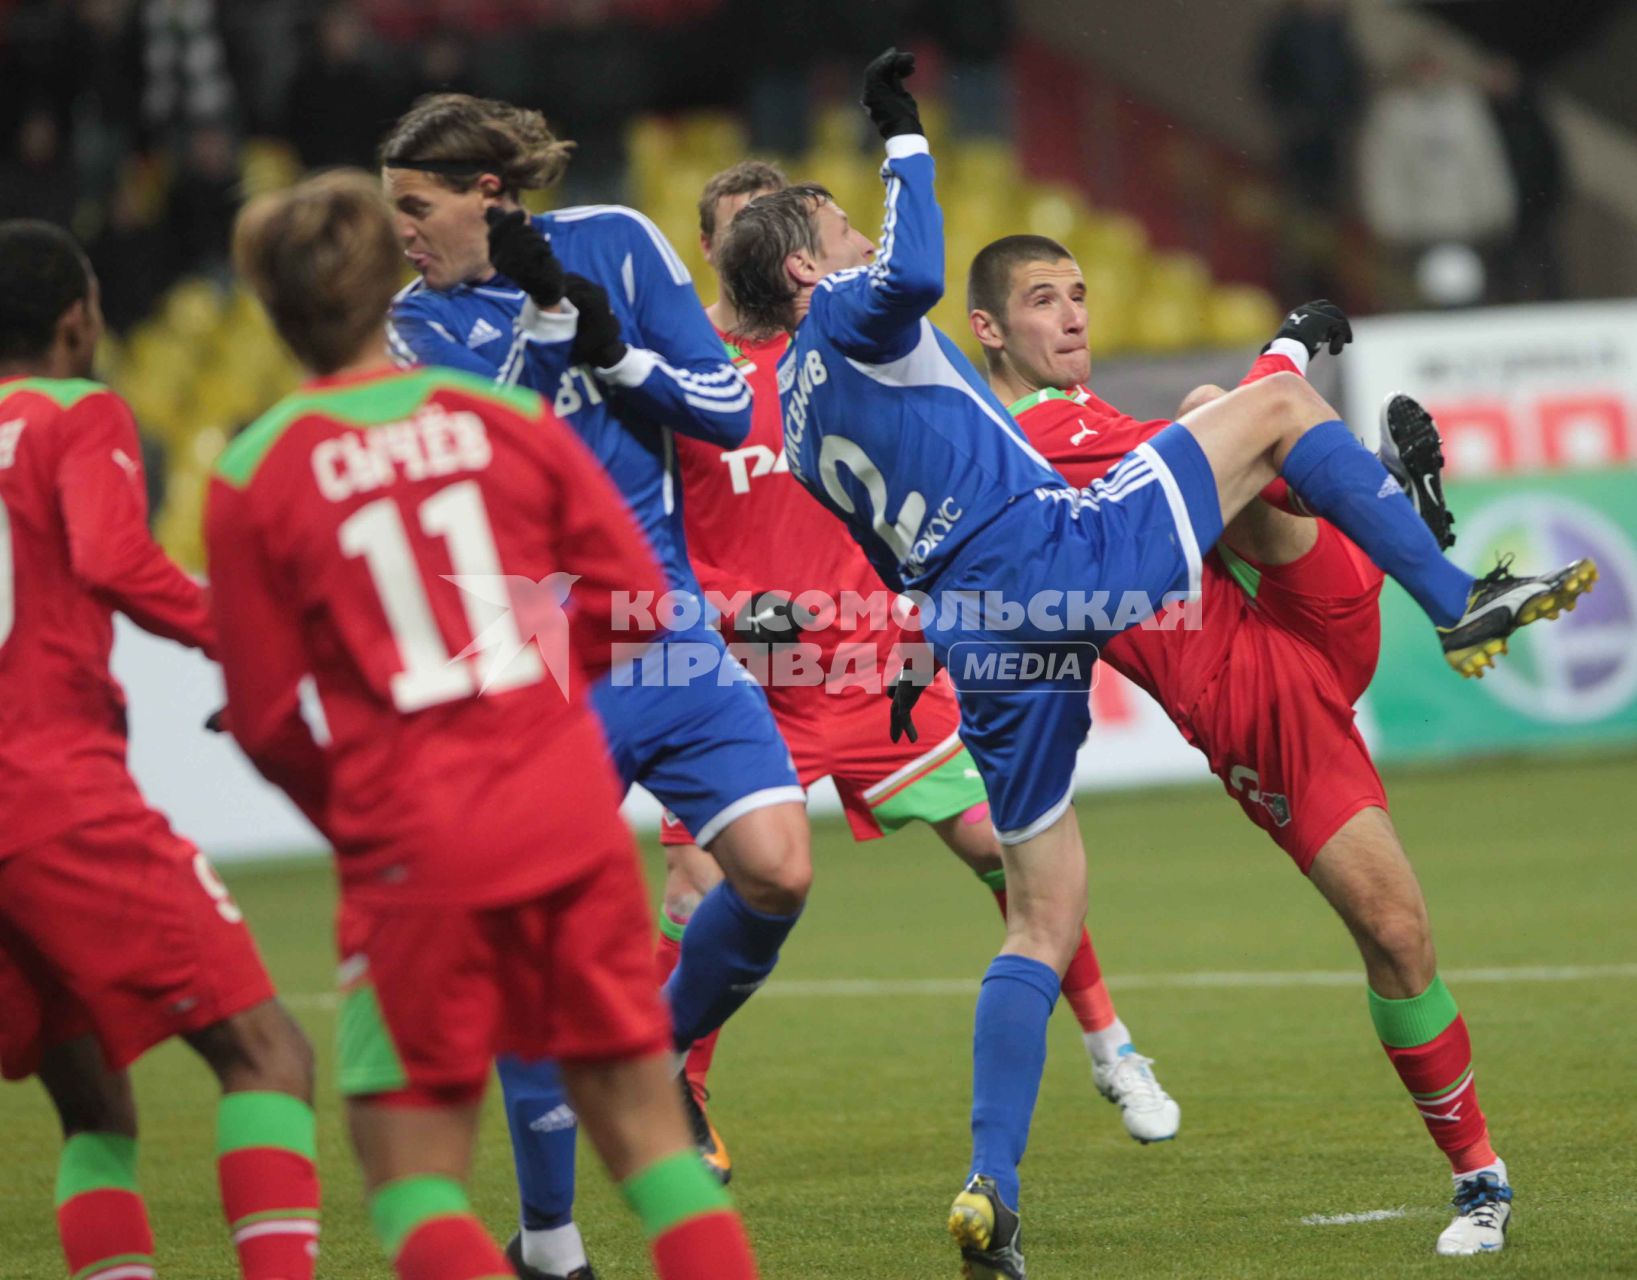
[279,962,1637,1012]
[1301,1208,1408,1227]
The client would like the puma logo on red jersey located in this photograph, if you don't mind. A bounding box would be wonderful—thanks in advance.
[1069,420,1099,447]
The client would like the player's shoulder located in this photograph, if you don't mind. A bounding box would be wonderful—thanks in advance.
[544,203,692,286]
[0,376,123,417]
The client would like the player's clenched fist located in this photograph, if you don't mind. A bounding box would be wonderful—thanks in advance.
[563,273,629,370]
[485,207,565,308]
[861,47,923,141]
[1266,299,1353,360]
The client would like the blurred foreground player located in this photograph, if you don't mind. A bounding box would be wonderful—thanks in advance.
[656,161,1179,1167]
[379,99,807,1274]
[971,233,1529,1256]
[0,220,320,1280]
[716,49,1594,1277]
[213,171,758,1280]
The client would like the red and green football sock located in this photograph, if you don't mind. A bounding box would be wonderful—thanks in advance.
[370,1175,511,1280]
[979,869,1120,1042]
[656,909,722,1089]
[217,1091,321,1278]
[55,1132,155,1280]
[1369,974,1498,1174]
[621,1150,757,1279]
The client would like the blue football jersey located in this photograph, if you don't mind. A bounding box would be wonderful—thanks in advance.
[388,204,751,600]
[778,136,1064,593]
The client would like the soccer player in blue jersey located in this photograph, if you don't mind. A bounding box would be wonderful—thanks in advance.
[377,95,810,1280]
[716,49,1597,1278]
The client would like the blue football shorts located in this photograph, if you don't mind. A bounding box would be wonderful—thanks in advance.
[592,624,803,847]
[923,423,1223,844]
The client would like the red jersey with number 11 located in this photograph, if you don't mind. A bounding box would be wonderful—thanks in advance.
[204,365,665,907]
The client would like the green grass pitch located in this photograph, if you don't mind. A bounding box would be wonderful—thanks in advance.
[3,752,1634,1277]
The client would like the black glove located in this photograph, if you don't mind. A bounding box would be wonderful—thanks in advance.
[563,272,629,371]
[737,590,808,647]
[204,706,228,733]
[861,47,923,141]
[886,664,933,745]
[485,207,564,309]
[1265,299,1352,360]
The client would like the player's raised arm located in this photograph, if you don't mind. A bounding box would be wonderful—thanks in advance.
[818,49,945,357]
[576,208,753,448]
[203,476,329,830]
[56,390,217,654]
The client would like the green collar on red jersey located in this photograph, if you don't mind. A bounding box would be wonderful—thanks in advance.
[0,376,107,410]
[1006,387,1079,418]
[215,366,540,489]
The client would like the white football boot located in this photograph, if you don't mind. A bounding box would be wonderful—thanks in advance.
[1435,1161,1512,1256]
[1092,1049,1180,1144]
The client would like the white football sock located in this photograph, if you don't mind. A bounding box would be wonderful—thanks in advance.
[1454,1156,1507,1188]
[521,1221,588,1276]
[1083,1017,1133,1067]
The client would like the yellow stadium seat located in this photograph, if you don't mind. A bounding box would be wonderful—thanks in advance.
[1206,284,1282,348]
[239,138,302,198]
[676,112,748,169]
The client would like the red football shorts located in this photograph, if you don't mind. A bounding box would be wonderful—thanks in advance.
[1184,525,1388,872]
[660,671,987,845]
[335,842,671,1104]
[0,810,276,1080]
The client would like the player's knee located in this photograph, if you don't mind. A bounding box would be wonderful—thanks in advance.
[736,846,812,915]
[54,1076,138,1138]
[1177,383,1228,417]
[193,1000,316,1100]
[1355,897,1435,989]
[1254,370,1333,429]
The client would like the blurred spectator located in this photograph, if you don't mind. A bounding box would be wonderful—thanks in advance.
[63,0,145,209]
[139,0,239,143]
[1483,55,1566,302]
[1358,52,1516,306]
[86,166,177,331]
[1255,0,1363,215]
[921,0,1016,141]
[0,107,79,227]
[166,122,238,280]
[285,3,397,168]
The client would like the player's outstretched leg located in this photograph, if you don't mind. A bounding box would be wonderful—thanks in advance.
[1179,374,1596,676]
[186,1000,321,1280]
[496,1058,594,1279]
[937,811,1180,1145]
[38,1039,156,1280]
[1308,808,1512,1256]
[561,1055,758,1280]
[663,804,809,1064]
[656,840,731,1183]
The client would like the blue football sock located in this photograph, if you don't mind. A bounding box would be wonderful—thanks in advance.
[497,1056,578,1230]
[663,880,800,1049]
[969,954,1060,1210]
[1281,419,1472,627]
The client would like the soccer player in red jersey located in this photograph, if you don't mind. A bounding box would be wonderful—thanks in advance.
[968,233,1517,1256]
[655,163,1180,1171]
[0,220,321,1280]
[210,171,758,1280]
